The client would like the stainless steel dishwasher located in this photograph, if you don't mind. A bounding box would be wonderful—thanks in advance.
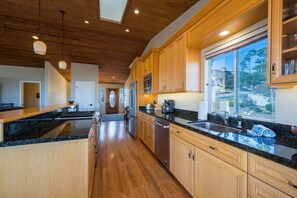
[154,117,170,169]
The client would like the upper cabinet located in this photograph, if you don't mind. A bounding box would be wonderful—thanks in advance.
[141,49,159,94]
[269,0,297,85]
[159,33,200,93]
[130,63,137,83]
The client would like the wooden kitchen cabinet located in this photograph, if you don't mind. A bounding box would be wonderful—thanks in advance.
[159,44,174,93]
[159,33,200,93]
[130,65,137,82]
[173,33,200,92]
[248,153,297,197]
[144,54,152,76]
[141,49,159,94]
[138,112,155,153]
[170,133,194,196]
[194,147,247,198]
[268,0,297,85]
[248,175,292,198]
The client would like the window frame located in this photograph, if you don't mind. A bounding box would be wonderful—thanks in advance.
[202,19,275,122]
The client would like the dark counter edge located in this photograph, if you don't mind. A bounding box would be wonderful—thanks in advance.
[0,134,88,147]
[139,109,297,170]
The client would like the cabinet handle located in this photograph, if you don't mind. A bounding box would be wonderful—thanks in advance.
[192,152,196,161]
[188,151,192,159]
[176,130,181,134]
[272,63,275,74]
[209,145,219,151]
[288,181,297,188]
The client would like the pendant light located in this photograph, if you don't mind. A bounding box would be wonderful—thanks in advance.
[58,10,67,70]
[33,0,47,55]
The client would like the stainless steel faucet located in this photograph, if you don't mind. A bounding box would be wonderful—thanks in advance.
[212,111,229,126]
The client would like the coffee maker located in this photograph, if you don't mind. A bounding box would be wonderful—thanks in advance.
[162,100,175,113]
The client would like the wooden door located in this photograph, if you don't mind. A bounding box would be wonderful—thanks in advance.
[106,88,119,114]
[269,0,297,85]
[170,133,194,196]
[165,44,174,92]
[159,50,166,93]
[174,34,186,92]
[138,118,144,141]
[194,148,247,198]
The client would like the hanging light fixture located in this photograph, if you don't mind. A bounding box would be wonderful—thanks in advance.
[58,10,67,70]
[33,0,47,55]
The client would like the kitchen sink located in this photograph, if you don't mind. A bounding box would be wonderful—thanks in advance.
[188,122,242,133]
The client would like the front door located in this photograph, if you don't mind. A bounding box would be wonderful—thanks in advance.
[106,88,119,114]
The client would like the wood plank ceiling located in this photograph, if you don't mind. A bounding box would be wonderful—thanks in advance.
[0,0,198,84]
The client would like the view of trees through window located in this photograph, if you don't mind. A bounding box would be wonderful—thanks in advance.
[208,38,275,119]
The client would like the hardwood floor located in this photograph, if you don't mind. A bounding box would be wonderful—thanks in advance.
[92,121,191,198]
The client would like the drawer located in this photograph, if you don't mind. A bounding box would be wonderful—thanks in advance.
[170,123,247,171]
[147,139,154,153]
[248,153,297,198]
[248,175,292,198]
[148,129,155,141]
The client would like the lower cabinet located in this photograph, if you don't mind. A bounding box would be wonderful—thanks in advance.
[170,133,195,196]
[138,112,155,153]
[194,148,247,198]
[169,125,247,198]
[248,175,292,198]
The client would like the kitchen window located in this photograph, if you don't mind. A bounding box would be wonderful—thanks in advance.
[206,31,275,120]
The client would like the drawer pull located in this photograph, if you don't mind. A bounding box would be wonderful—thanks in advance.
[209,145,219,151]
[288,181,297,188]
[176,131,181,134]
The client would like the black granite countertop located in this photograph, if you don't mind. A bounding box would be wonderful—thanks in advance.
[139,108,297,170]
[0,119,93,147]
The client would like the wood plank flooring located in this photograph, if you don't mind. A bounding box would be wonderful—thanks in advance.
[92,121,191,198]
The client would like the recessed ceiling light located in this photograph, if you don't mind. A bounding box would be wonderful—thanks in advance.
[32,35,39,40]
[84,20,89,24]
[125,29,130,32]
[112,76,115,79]
[134,9,139,14]
[219,30,230,36]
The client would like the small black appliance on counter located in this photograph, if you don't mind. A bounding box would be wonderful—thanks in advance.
[162,100,175,113]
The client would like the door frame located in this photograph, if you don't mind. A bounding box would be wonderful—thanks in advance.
[19,80,42,108]
[74,81,95,110]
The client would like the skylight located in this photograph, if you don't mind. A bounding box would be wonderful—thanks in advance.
[99,0,128,23]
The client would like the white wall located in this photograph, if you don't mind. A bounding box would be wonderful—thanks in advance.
[275,87,297,125]
[158,92,204,111]
[0,65,45,106]
[71,62,99,110]
[44,62,68,106]
[142,0,209,56]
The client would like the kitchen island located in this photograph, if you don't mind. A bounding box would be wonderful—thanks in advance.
[0,104,98,198]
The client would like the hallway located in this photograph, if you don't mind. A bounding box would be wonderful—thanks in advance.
[91,121,191,198]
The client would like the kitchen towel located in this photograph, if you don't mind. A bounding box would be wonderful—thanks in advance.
[198,101,207,120]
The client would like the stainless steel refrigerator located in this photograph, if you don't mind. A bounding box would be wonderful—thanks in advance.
[128,82,137,138]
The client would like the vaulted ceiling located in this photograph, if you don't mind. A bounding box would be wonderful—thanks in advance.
[0,0,198,84]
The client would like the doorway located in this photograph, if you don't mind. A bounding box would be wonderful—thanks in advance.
[20,81,41,108]
[75,81,95,111]
[106,88,119,114]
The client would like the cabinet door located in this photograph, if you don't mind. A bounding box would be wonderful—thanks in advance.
[194,148,247,198]
[138,118,144,141]
[159,50,166,93]
[144,54,152,76]
[170,133,194,196]
[143,121,148,144]
[269,0,297,84]
[165,44,174,92]
[174,34,186,92]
